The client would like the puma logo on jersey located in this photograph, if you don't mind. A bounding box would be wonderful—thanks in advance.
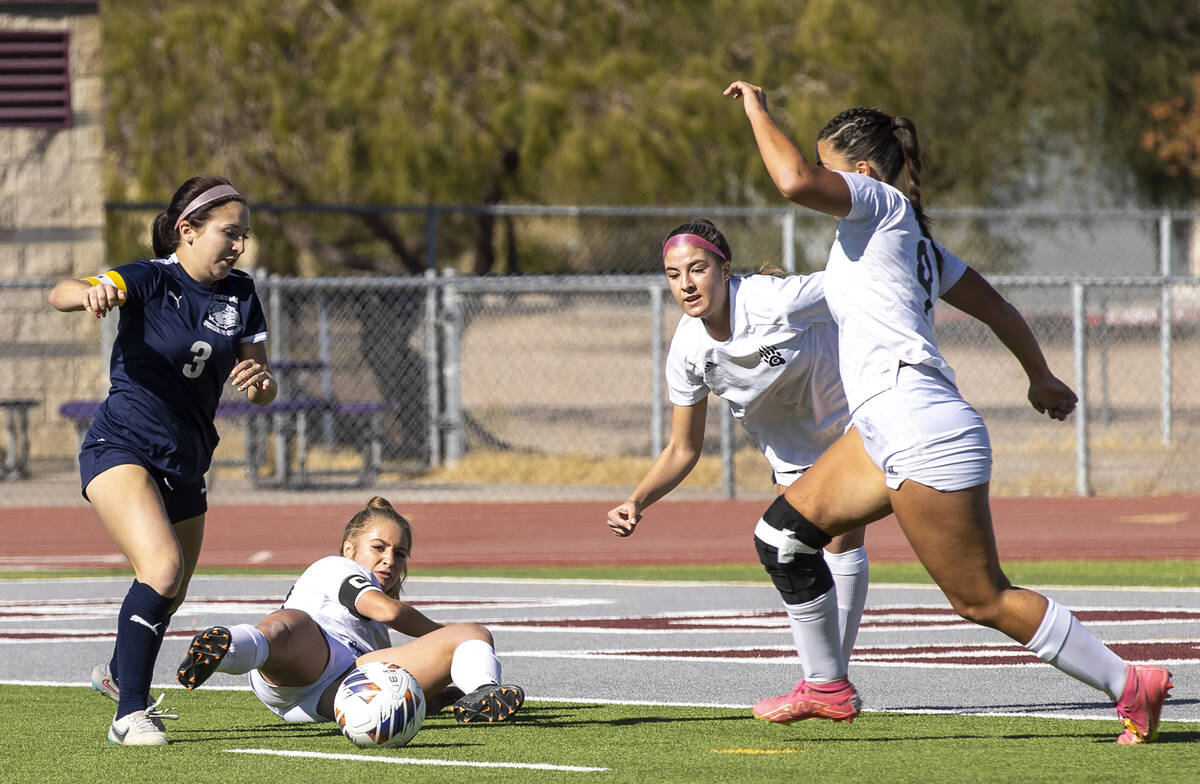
[758,346,786,367]
[167,291,182,309]
[130,614,163,634]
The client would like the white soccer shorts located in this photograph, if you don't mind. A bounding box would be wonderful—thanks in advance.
[248,627,359,722]
[852,363,992,492]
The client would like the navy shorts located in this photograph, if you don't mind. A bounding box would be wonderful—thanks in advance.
[79,441,207,524]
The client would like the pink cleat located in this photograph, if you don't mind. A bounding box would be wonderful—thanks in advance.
[1114,664,1173,744]
[752,678,862,724]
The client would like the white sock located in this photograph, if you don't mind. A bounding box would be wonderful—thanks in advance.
[217,623,269,674]
[782,590,845,683]
[824,546,869,668]
[1024,599,1128,699]
[450,639,502,693]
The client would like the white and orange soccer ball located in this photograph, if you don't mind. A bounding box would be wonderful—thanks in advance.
[333,661,426,748]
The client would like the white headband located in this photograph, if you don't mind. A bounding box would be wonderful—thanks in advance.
[173,184,242,232]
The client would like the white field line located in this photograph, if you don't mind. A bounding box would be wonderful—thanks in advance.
[484,618,1190,633]
[226,747,608,772]
[0,680,1159,725]
[2,571,1198,594]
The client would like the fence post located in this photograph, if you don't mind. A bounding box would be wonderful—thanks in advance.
[269,275,287,484]
[650,284,664,456]
[424,269,442,467]
[266,273,282,363]
[317,291,334,445]
[1097,293,1109,427]
[1159,211,1173,445]
[442,269,464,464]
[425,206,439,271]
[99,297,117,389]
[720,402,735,499]
[782,210,796,273]
[1072,282,1090,496]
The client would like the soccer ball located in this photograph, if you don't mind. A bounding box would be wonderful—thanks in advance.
[333,661,426,748]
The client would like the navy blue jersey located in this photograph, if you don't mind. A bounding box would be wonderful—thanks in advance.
[83,255,269,480]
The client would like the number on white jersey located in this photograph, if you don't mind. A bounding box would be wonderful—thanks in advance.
[916,240,934,313]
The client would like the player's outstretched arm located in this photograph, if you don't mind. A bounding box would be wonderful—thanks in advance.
[357,589,442,637]
[607,401,708,537]
[48,278,125,317]
[940,266,1077,421]
[723,80,852,218]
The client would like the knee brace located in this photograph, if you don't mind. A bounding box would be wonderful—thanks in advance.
[754,496,834,604]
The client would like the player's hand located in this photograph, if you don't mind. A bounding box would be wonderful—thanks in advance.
[83,284,125,318]
[606,501,642,537]
[1028,375,1077,421]
[723,80,769,116]
[230,359,272,393]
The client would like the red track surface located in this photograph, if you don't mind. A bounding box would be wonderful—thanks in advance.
[2,496,1197,569]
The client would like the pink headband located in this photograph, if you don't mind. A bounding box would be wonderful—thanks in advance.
[662,233,727,261]
[173,184,242,232]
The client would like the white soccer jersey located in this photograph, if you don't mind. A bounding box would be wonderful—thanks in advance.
[281,555,393,658]
[665,273,848,473]
[822,171,968,413]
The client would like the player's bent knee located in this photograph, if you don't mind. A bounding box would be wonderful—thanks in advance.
[138,563,186,599]
[754,536,834,604]
[258,609,316,647]
[945,594,1005,629]
[753,496,836,603]
[762,495,833,550]
[452,621,493,645]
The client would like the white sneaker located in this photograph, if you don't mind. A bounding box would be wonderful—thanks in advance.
[107,694,177,746]
[91,662,119,703]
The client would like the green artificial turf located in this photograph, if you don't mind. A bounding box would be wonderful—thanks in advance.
[2,686,1196,784]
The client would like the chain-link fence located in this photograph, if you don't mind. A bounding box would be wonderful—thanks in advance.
[2,204,1198,502]
[103,203,1197,279]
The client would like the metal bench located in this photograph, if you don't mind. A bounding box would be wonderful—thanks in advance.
[0,399,38,480]
[58,396,384,490]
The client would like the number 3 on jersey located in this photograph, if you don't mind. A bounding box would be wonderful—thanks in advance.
[915,240,935,313]
[182,340,213,379]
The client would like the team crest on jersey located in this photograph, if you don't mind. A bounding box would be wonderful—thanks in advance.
[758,345,786,367]
[203,294,242,336]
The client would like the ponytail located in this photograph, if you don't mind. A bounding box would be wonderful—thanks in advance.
[820,108,941,265]
[340,496,413,596]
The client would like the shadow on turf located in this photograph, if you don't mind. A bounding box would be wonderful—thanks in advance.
[907,696,1200,716]
[1129,729,1200,745]
[165,723,343,745]
[512,702,747,728]
[170,716,510,749]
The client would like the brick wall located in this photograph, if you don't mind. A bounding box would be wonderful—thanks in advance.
[1,5,104,465]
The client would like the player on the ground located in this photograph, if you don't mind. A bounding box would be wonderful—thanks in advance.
[50,176,275,746]
[175,496,525,726]
[607,218,891,677]
[723,79,1173,743]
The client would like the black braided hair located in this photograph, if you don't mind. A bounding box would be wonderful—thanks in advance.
[817,108,936,246]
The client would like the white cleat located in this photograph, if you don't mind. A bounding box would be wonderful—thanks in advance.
[107,693,177,746]
[91,662,119,703]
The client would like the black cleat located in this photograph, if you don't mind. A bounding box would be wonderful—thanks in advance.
[176,625,232,689]
[452,683,525,724]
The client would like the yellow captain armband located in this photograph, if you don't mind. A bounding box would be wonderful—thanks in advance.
[82,271,128,292]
